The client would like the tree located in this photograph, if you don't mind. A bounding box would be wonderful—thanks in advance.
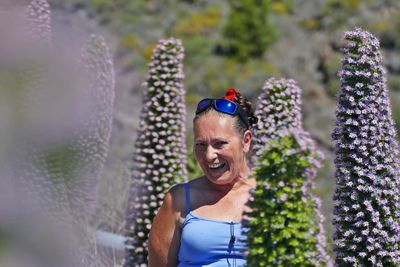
[221,0,276,61]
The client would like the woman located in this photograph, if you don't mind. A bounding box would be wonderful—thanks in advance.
[148,88,258,267]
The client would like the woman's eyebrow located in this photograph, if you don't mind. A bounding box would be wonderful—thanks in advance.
[214,137,229,142]
[195,137,230,142]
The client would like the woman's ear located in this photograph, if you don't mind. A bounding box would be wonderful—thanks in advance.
[242,130,252,153]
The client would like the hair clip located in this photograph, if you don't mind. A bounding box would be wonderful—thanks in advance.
[225,88,239,101]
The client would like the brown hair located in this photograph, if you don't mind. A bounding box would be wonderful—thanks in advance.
[231,91,258,134]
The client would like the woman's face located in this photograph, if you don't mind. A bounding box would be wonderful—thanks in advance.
[194,112,252,185]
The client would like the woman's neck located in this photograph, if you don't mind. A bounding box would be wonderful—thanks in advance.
[204,169,255,193]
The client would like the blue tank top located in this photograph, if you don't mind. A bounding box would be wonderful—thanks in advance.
[177,183,248,267]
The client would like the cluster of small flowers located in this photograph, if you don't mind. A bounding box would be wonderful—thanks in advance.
[253,78,325,192]
[72,34,115,219]
[253,78,301,152]
[26,0,52,45]
[249,78,331,266]
[332,28,400,266]
[124,38,188,267]
[7,1,115,266]
[13,0,115,227]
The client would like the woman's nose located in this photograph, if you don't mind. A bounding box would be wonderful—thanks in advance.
[205,146,217,161]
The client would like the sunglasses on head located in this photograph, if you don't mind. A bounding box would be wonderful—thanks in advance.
[195,98,250,129]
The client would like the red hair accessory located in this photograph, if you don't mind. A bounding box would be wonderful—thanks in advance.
[225,88,239,101]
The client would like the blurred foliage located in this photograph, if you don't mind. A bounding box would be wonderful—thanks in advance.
[90,0,113,11]
[187,150,203,180]
[43,145,80,184]
[327,0,362,9]
[298,19,321,30]
[143,42,159,60]
[0,69,26,94]
[219,0,277,62]
[0,227,8,257]
[370,19,394,33]
[121,33,140,50]
[391,92,400,134]
[271,0,294,15]
[319,0,365,30]
[389,75,400,92]
[319,52,342,97]
[169,6,221,37]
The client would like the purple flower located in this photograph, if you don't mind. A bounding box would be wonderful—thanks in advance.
[124,38,188,267]
[2,0,115,265]
[333,28,400,265]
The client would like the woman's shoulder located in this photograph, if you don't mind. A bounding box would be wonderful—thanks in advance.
[169,176,206,191]
[187,176,208,189]
[164,183,185,211]
[167,177,202,199]
[166,177,207,209]
[165,179,198,210]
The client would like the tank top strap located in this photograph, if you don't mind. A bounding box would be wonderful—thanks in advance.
[184,182,191,215]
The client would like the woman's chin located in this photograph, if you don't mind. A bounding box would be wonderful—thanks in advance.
[205,165,226,178]
[206,171,235,185]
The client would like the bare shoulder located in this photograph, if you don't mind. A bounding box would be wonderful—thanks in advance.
[173,177,208,210]
[148,184,187,267]
[164,182,192,221]
[183,176,213,205]
[186,176,207,190]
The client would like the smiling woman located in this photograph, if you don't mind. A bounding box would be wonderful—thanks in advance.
[148,88,258,267]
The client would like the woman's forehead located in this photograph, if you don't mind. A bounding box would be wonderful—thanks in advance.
[194,114,237,137]
[195,112,234,127]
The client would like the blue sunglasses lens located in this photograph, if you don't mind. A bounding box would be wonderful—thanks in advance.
[196,99,212,114]
[215,99,237,115]
[195,98,249,128]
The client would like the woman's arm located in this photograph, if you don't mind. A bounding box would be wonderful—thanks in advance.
[148,186,183,267]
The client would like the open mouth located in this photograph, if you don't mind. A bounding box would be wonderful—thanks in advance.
[208,163,226,170]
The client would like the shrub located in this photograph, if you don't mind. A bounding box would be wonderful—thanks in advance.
[247,133,329,266]
[246,78,331,266]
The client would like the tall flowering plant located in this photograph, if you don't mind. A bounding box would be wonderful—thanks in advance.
[252,78,302,157]
[124,38,188,267]
[246,78,331,266]
[332,28,400,266]
[1,0,115,266]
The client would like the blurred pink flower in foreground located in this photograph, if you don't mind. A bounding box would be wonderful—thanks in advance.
[0,1,115,266]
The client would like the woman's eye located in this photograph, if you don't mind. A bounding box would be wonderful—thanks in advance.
[195,143,207,149]
[214,141,227,148]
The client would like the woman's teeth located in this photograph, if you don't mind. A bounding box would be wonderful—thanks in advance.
[208,163,225,169]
